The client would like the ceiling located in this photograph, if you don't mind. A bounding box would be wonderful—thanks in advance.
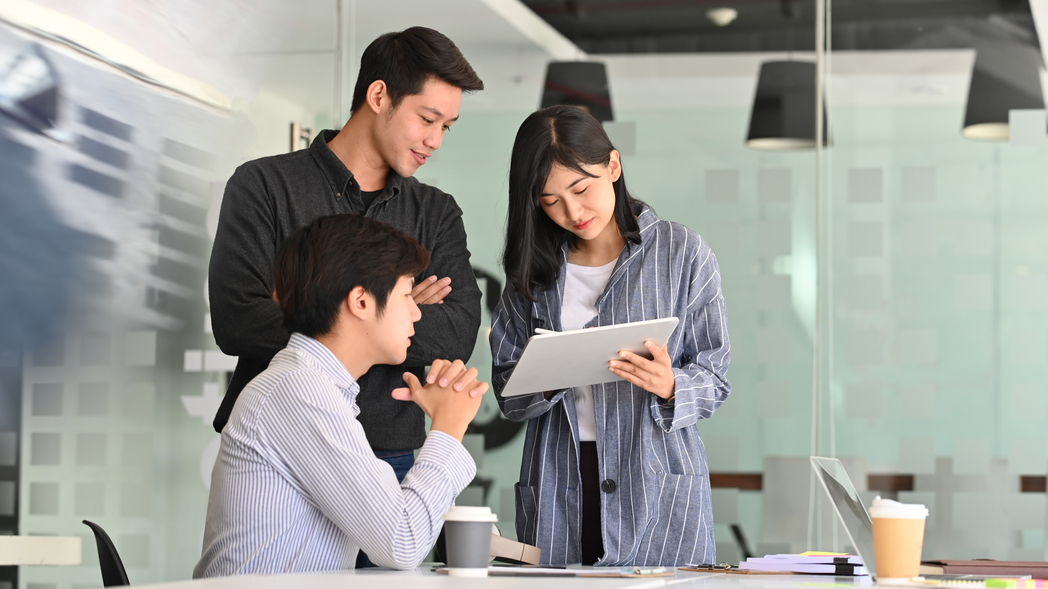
[17,0,583,115]
[520,0,1040,53]
[18,0,1048,117]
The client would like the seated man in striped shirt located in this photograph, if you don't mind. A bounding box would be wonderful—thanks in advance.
[194,214,488,576]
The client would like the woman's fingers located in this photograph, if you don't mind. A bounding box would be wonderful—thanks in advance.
[610,343,675,399]
[647,341,671,363]
[609,362,649,388]
[614,350,657,373]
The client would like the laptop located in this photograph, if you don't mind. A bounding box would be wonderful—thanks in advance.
[809,457,881,580]
[809,457,1011,584]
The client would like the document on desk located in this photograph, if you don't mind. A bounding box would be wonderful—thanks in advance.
[436,565,673,577]
[500,317,680,397]
[573,567,673,577]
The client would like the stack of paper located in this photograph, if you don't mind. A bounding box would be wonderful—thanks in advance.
[738,552,869,575]
[436,565,673,577]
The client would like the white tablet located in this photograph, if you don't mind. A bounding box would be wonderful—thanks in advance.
[500,317,681,397]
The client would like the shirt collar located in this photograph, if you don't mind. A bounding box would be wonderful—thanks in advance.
[635,202,657,234]
[309,129,406,203]
[286,332,360,398]
[549,203,658,315]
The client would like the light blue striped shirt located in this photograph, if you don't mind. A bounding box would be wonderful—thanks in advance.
[491,205,731,566]
[194,333,476,577]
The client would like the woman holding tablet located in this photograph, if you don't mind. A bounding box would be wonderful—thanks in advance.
[490,105,731,567]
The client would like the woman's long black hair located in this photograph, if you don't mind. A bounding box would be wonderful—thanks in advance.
[502,105,645,301]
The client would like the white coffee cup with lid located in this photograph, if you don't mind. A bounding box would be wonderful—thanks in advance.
[869,496,929,582]
[442,506,498,577]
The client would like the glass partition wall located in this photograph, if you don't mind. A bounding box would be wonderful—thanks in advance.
[816,0,1048,561]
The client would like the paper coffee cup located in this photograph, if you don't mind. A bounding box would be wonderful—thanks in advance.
[869,496,928,582]
[442,506,498,577]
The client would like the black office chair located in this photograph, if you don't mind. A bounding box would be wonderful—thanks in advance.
[82,519,131,586]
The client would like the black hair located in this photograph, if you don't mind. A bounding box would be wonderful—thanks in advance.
[273,214,430,337]
[502,105,644,301]
[351,26,484,113]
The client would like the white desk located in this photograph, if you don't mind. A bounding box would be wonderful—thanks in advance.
[0,535,81,565]
[115,569,875,589]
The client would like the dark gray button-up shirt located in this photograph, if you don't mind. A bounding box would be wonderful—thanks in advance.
[208,130,481,449]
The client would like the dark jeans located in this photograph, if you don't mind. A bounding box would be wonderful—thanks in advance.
[355,449,416,568]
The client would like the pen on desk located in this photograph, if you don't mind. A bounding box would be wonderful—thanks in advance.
[534,328,556,334]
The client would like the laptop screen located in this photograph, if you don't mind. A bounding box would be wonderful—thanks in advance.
[810,456,879,580]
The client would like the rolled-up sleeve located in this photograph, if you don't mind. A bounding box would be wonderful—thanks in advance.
[650,239,731,432]
[490,288,567,422]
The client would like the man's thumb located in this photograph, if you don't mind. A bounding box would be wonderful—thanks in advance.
[402,372,422,390]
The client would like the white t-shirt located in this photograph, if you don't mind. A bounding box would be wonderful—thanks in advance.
[561,259,617,442]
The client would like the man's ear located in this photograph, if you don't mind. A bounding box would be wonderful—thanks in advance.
[345,286,371,320]
[366,80,388,115]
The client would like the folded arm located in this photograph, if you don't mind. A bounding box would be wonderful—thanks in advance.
[404,199,482,367]
[208,166,289,360]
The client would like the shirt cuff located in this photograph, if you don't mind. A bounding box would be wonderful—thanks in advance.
[417,430,477,492]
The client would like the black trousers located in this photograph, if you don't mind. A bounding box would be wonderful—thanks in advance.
[579,441,605,565]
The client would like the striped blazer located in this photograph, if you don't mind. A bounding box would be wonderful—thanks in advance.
[193,334,476,577]
[490,206,731,566]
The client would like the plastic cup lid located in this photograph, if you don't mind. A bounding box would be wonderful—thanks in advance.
[442,506,499,522]
[868,496,929,519]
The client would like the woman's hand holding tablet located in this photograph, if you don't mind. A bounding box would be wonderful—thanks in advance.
[499,317,680,397]
[609,341,676,400]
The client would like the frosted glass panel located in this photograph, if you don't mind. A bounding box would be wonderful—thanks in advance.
[826,3,1048,561]
[31,384,62,417]
[30,433,60,466]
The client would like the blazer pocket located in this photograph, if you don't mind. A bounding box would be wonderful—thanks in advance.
[636,472,710,566]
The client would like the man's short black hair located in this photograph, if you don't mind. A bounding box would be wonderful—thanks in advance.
[351,26,484,113]
[272,214,430,338]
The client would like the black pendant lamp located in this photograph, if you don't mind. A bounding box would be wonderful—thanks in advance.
[540,61,614,122]
[746,60,827,150]
[962,41,1044,141]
